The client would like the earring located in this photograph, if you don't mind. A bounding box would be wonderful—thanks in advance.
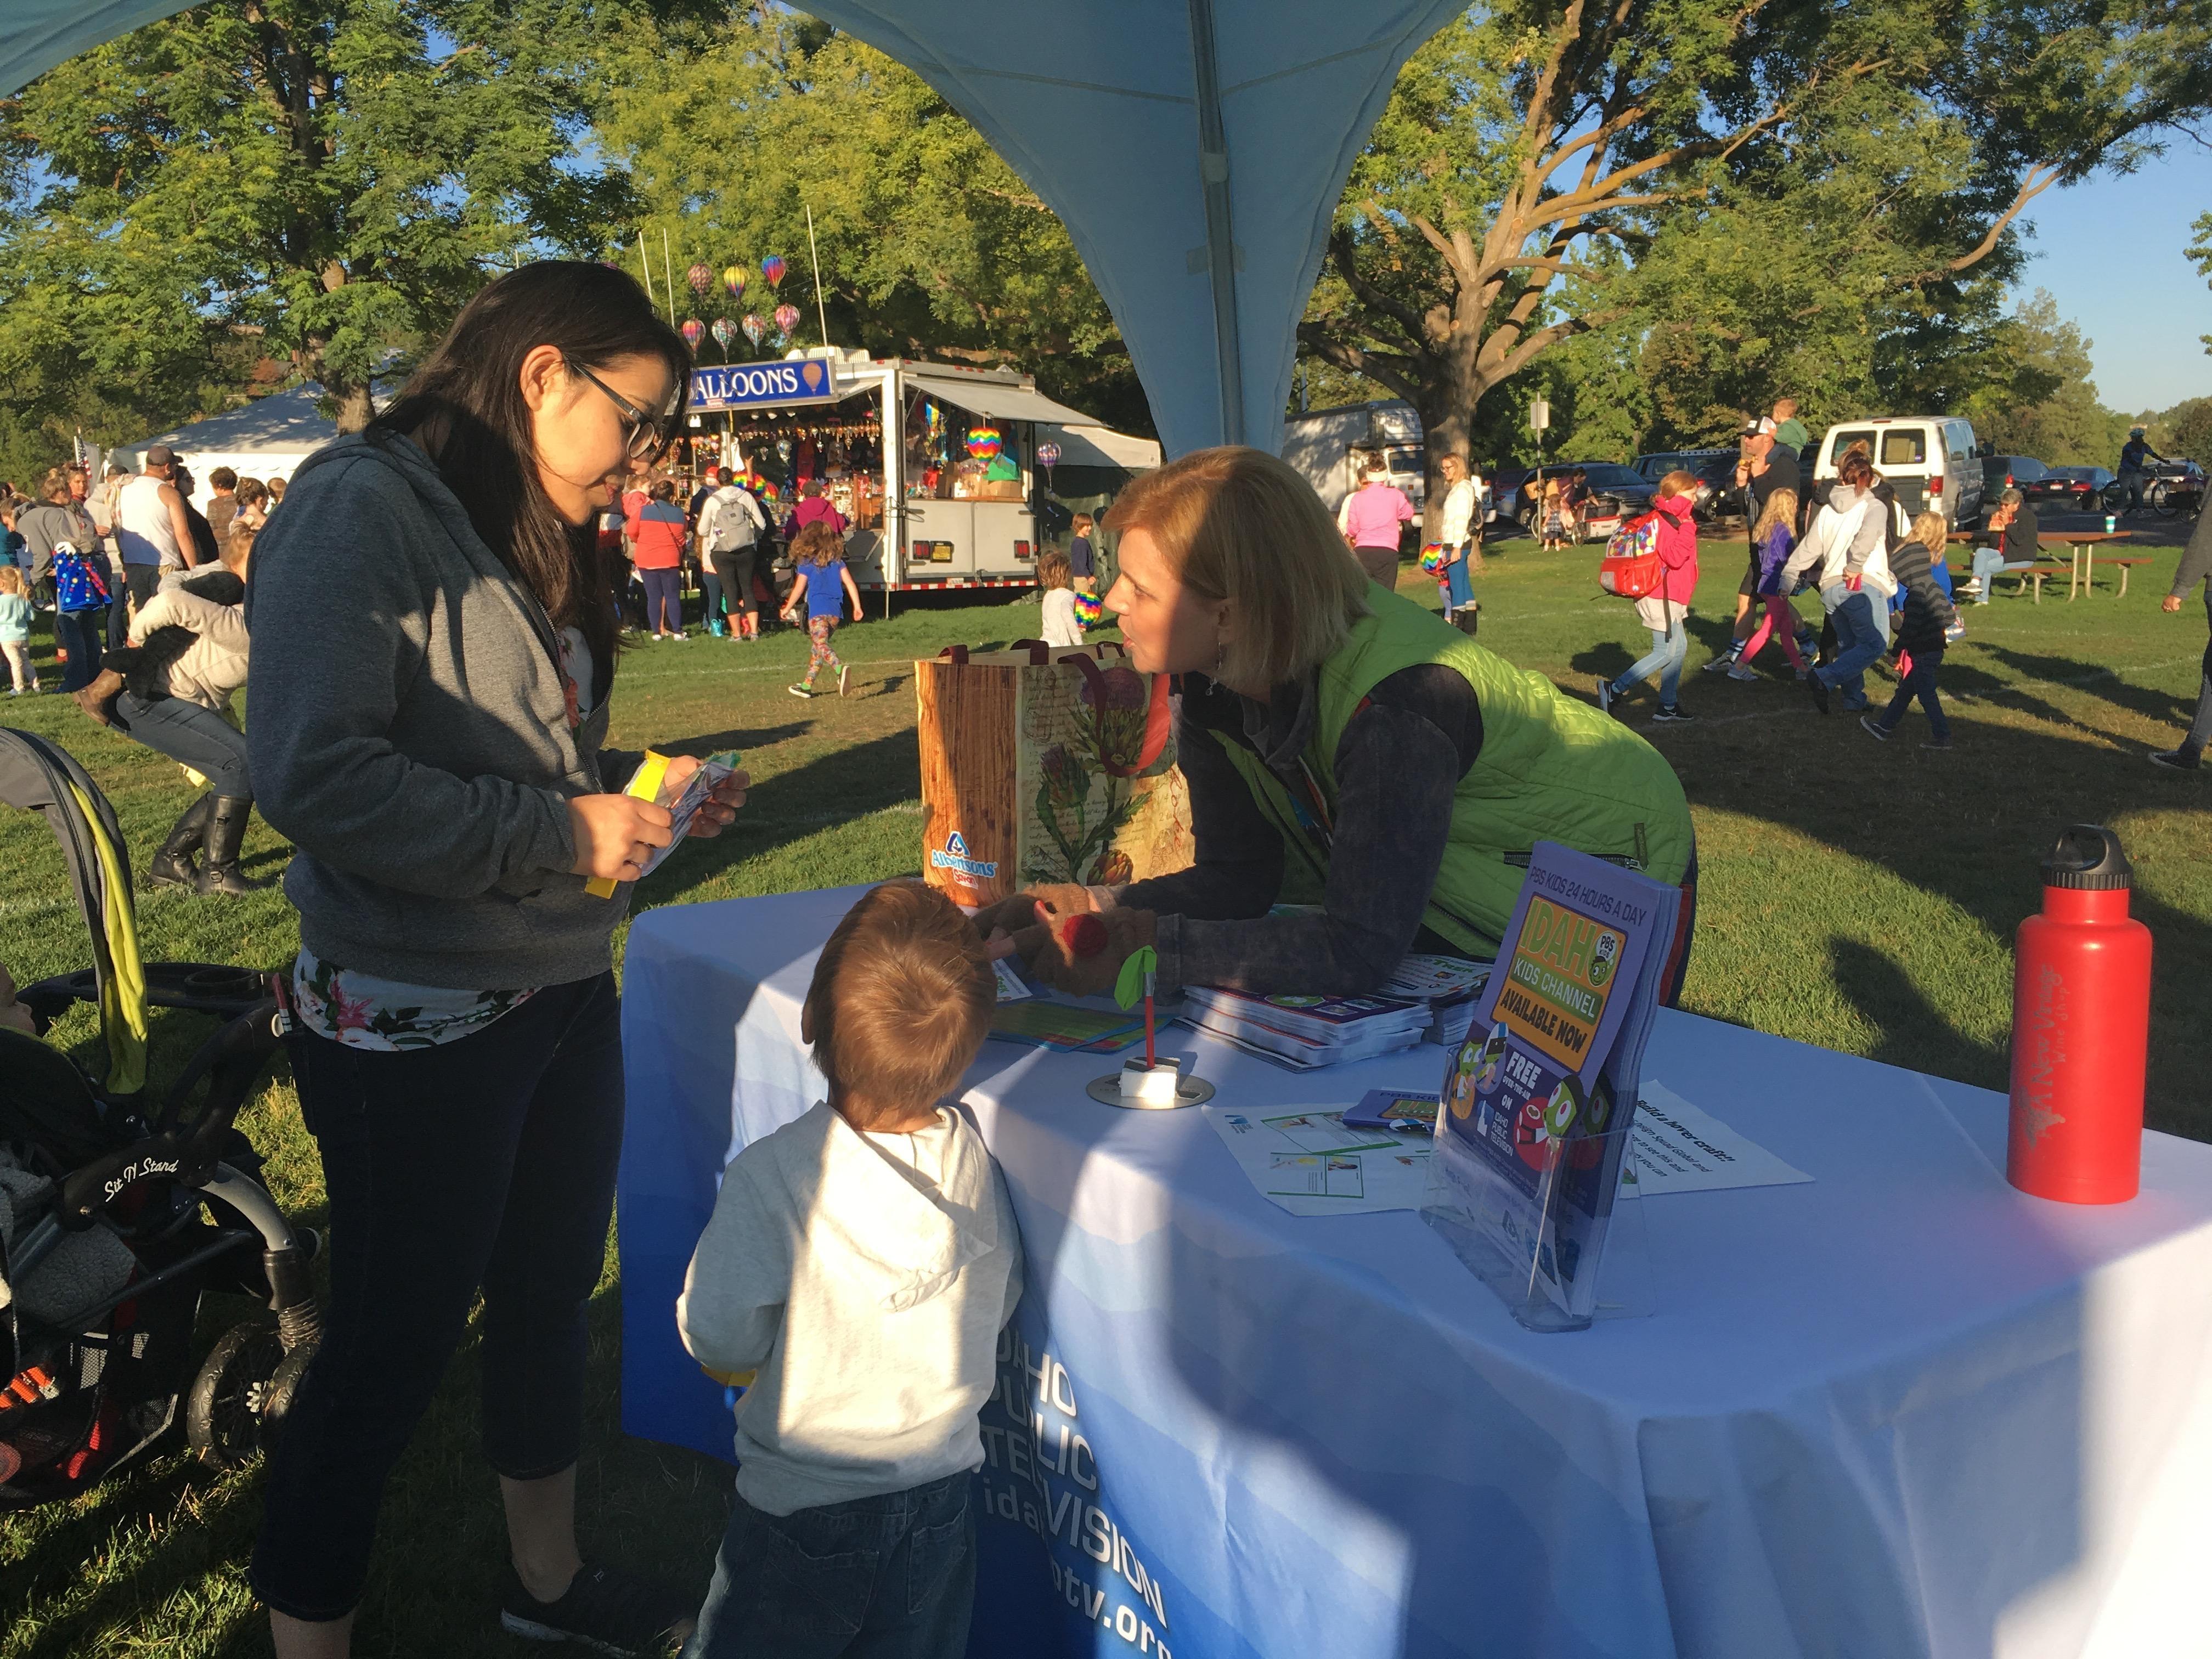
[1214,641,1227,677]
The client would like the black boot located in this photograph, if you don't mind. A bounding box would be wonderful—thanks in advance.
[148,794,214,889]
[195,797,272,896]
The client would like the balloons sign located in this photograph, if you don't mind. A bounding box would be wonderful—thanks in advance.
[760,255,787,288]
[1036,442,1063,469]
[687,262,713,295]
[773,302,801,336]
[680,318,705,349]
[966,425,1003,460]
[742,313,768,346]
[710,317,737,349]
[721,264,747,298]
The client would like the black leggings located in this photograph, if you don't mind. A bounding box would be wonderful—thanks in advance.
[251,972,625,1621]
[709,546,759,618]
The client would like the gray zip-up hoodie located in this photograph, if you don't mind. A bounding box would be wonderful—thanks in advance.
[246,432,640,989]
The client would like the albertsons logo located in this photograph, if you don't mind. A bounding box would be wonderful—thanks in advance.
[929,830,999,881]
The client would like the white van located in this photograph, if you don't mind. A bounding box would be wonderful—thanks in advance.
[1812,416,1983,527]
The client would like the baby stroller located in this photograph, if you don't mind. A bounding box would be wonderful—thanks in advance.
[0,726,319,1508]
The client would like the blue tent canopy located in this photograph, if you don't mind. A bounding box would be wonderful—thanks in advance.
[2,0,1457,455]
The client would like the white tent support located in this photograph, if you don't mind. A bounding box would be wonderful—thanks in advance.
[1187,0,1244,448]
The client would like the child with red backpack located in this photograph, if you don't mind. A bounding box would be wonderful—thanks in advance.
[1596,471,1700,723]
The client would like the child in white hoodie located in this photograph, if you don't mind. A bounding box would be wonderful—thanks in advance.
[678,881,1023,1659]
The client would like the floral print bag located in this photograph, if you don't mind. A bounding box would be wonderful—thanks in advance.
[915,641,1193,907]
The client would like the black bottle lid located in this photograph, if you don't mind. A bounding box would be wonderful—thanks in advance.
[2042,824,2133,891]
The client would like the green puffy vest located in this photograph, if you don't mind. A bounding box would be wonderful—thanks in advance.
[1200,585,1694,958]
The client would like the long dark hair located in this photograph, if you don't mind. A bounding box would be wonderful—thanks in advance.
[370,262,691,675]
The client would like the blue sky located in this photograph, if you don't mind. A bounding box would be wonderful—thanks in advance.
[2013,142,2211,415]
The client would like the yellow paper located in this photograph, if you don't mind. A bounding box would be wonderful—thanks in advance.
[584,750,673,898]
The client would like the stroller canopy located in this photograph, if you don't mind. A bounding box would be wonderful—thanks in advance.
[0,729,147,1097]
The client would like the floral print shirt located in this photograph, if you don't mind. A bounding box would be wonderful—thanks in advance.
[291,947,538,1051]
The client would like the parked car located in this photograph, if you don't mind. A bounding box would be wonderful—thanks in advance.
[1633,449,1742,524]
[1494,461,1656,540]
[1980,455,2050,498]
[1812,416,1983,526]
[2023,466,2114,512]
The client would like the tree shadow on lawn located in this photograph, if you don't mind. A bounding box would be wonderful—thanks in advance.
[1671,698,2212,1131]
[1974,644,2196,729]
[648,722,812,758]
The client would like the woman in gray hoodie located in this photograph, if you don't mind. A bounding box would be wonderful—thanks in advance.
[245,263,746,1659]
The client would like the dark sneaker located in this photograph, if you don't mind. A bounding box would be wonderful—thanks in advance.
[2149,748,2202,772]
[1651,704,1695,723]
[1803,672,1830,715]
[499,1561,693,1656]
[1859,714,1891,741]
[1921,736,1953,751]
[1594,677,1613,715]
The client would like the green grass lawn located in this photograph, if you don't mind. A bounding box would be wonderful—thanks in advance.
[4,531,2209,1656]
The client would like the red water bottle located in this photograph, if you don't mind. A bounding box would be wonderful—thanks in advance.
[2006,825,2152,1204]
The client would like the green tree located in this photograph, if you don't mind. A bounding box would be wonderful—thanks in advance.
[2193,210,2212,356]
[596,9,1147,433]
[1296,0,2212,504]
[0,0,638,455]
[1961,290,2129,466]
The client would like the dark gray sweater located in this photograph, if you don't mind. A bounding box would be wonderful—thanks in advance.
[246,433,640,989]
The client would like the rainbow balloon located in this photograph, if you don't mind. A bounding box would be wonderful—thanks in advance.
[687,263,713,295]
[773,302,801,336]
[966,425,1003,460]
[742,313,768,346]
[710,318,737,349]
[760,255,787,288]
[680,318,705,348]
[721,264,747,298]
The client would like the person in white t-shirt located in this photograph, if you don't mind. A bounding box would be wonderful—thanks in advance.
[112,444,196,610]
[679,881,1022,1659]
[1037,548,1081,646]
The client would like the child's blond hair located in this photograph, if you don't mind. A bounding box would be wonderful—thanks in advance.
[0,567,24,599]
[789,521,841,568]
[803,882,994,1130]
[1037,550,1071,589]
[1751,488,1798,543]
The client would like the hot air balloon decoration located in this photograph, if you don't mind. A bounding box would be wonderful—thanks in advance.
[721,264,747,298]
[687,262,713,296]
[760,255,787,288]
[742,314,768,346]
[966,425,1003,460]
[680,318,706,349]
[711,318,737,351]
[1036,441,1062,471]
[772,302,802,337]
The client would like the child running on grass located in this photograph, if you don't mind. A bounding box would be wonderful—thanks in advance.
[1728,487,1810,681]
[0,566,35,695]
[1037,549,1081,646]
[1862,509,1959,750]
[780,520,862,698]
[678,881,1024,1659]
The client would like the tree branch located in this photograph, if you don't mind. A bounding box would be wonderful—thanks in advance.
[1297,322,1425,406]
[1897,163,2061,283]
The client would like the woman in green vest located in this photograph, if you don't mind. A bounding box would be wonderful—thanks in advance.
[980,447,1697,1001]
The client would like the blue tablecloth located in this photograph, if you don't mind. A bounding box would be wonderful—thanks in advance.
[617,887,2212,1659]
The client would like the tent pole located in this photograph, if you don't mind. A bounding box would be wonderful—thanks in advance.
[1187,0,1245,448]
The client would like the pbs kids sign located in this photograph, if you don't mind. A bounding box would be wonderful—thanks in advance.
[689,358,839,412]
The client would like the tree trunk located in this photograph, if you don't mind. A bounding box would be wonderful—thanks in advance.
[329,378,376,433]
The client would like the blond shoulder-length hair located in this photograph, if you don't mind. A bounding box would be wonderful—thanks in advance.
[1103,446,1369,690]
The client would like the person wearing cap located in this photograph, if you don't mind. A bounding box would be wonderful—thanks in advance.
[114,443,196,609]
[2116,427,2166,517]
[1706,422,1802,674]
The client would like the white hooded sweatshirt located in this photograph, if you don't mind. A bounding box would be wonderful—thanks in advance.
[678,1101,1024,1516]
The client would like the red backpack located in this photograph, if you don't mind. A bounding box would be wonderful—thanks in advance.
[1597,510,1666,598]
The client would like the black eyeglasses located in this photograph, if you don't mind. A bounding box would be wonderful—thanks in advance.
[568,359,683,460]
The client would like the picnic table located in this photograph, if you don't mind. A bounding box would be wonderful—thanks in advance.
[1949,529,2140,602]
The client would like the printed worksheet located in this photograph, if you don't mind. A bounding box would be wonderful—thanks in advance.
[1617,1081,1813,1196]
[1205,1107,1439,1217]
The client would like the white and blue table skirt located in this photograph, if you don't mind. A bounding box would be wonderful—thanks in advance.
[617,886,2212,1659]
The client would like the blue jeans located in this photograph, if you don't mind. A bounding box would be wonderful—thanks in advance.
[252,973,627,1620]
[1969,548,2011,603]
[684,1472,975,1659]
[1816,586,1888,707]
[1876,646,1948,741]
[114,691,253,797]
[1613,611,1688,706]
[1444,548,1475,607]
[55,606,103,691]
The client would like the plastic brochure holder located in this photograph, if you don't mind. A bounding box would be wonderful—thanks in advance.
[1421,1127,1651,1333]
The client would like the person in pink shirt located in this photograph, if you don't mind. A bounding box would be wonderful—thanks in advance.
[788,478,847,538]
[1596,470,1701,724]
[1336,458,1414,589]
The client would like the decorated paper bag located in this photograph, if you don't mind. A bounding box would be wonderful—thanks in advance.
[916,642,1193,906]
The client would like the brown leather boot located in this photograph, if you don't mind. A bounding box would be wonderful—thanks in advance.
[71,668,126,727]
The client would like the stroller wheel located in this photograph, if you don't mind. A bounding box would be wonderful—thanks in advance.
[185,1320,285,1471]
[257,1341,318,1455]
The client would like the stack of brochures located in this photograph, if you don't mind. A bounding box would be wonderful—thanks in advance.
[1179,988,1432,1070]
[1380,955,1492,1051]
